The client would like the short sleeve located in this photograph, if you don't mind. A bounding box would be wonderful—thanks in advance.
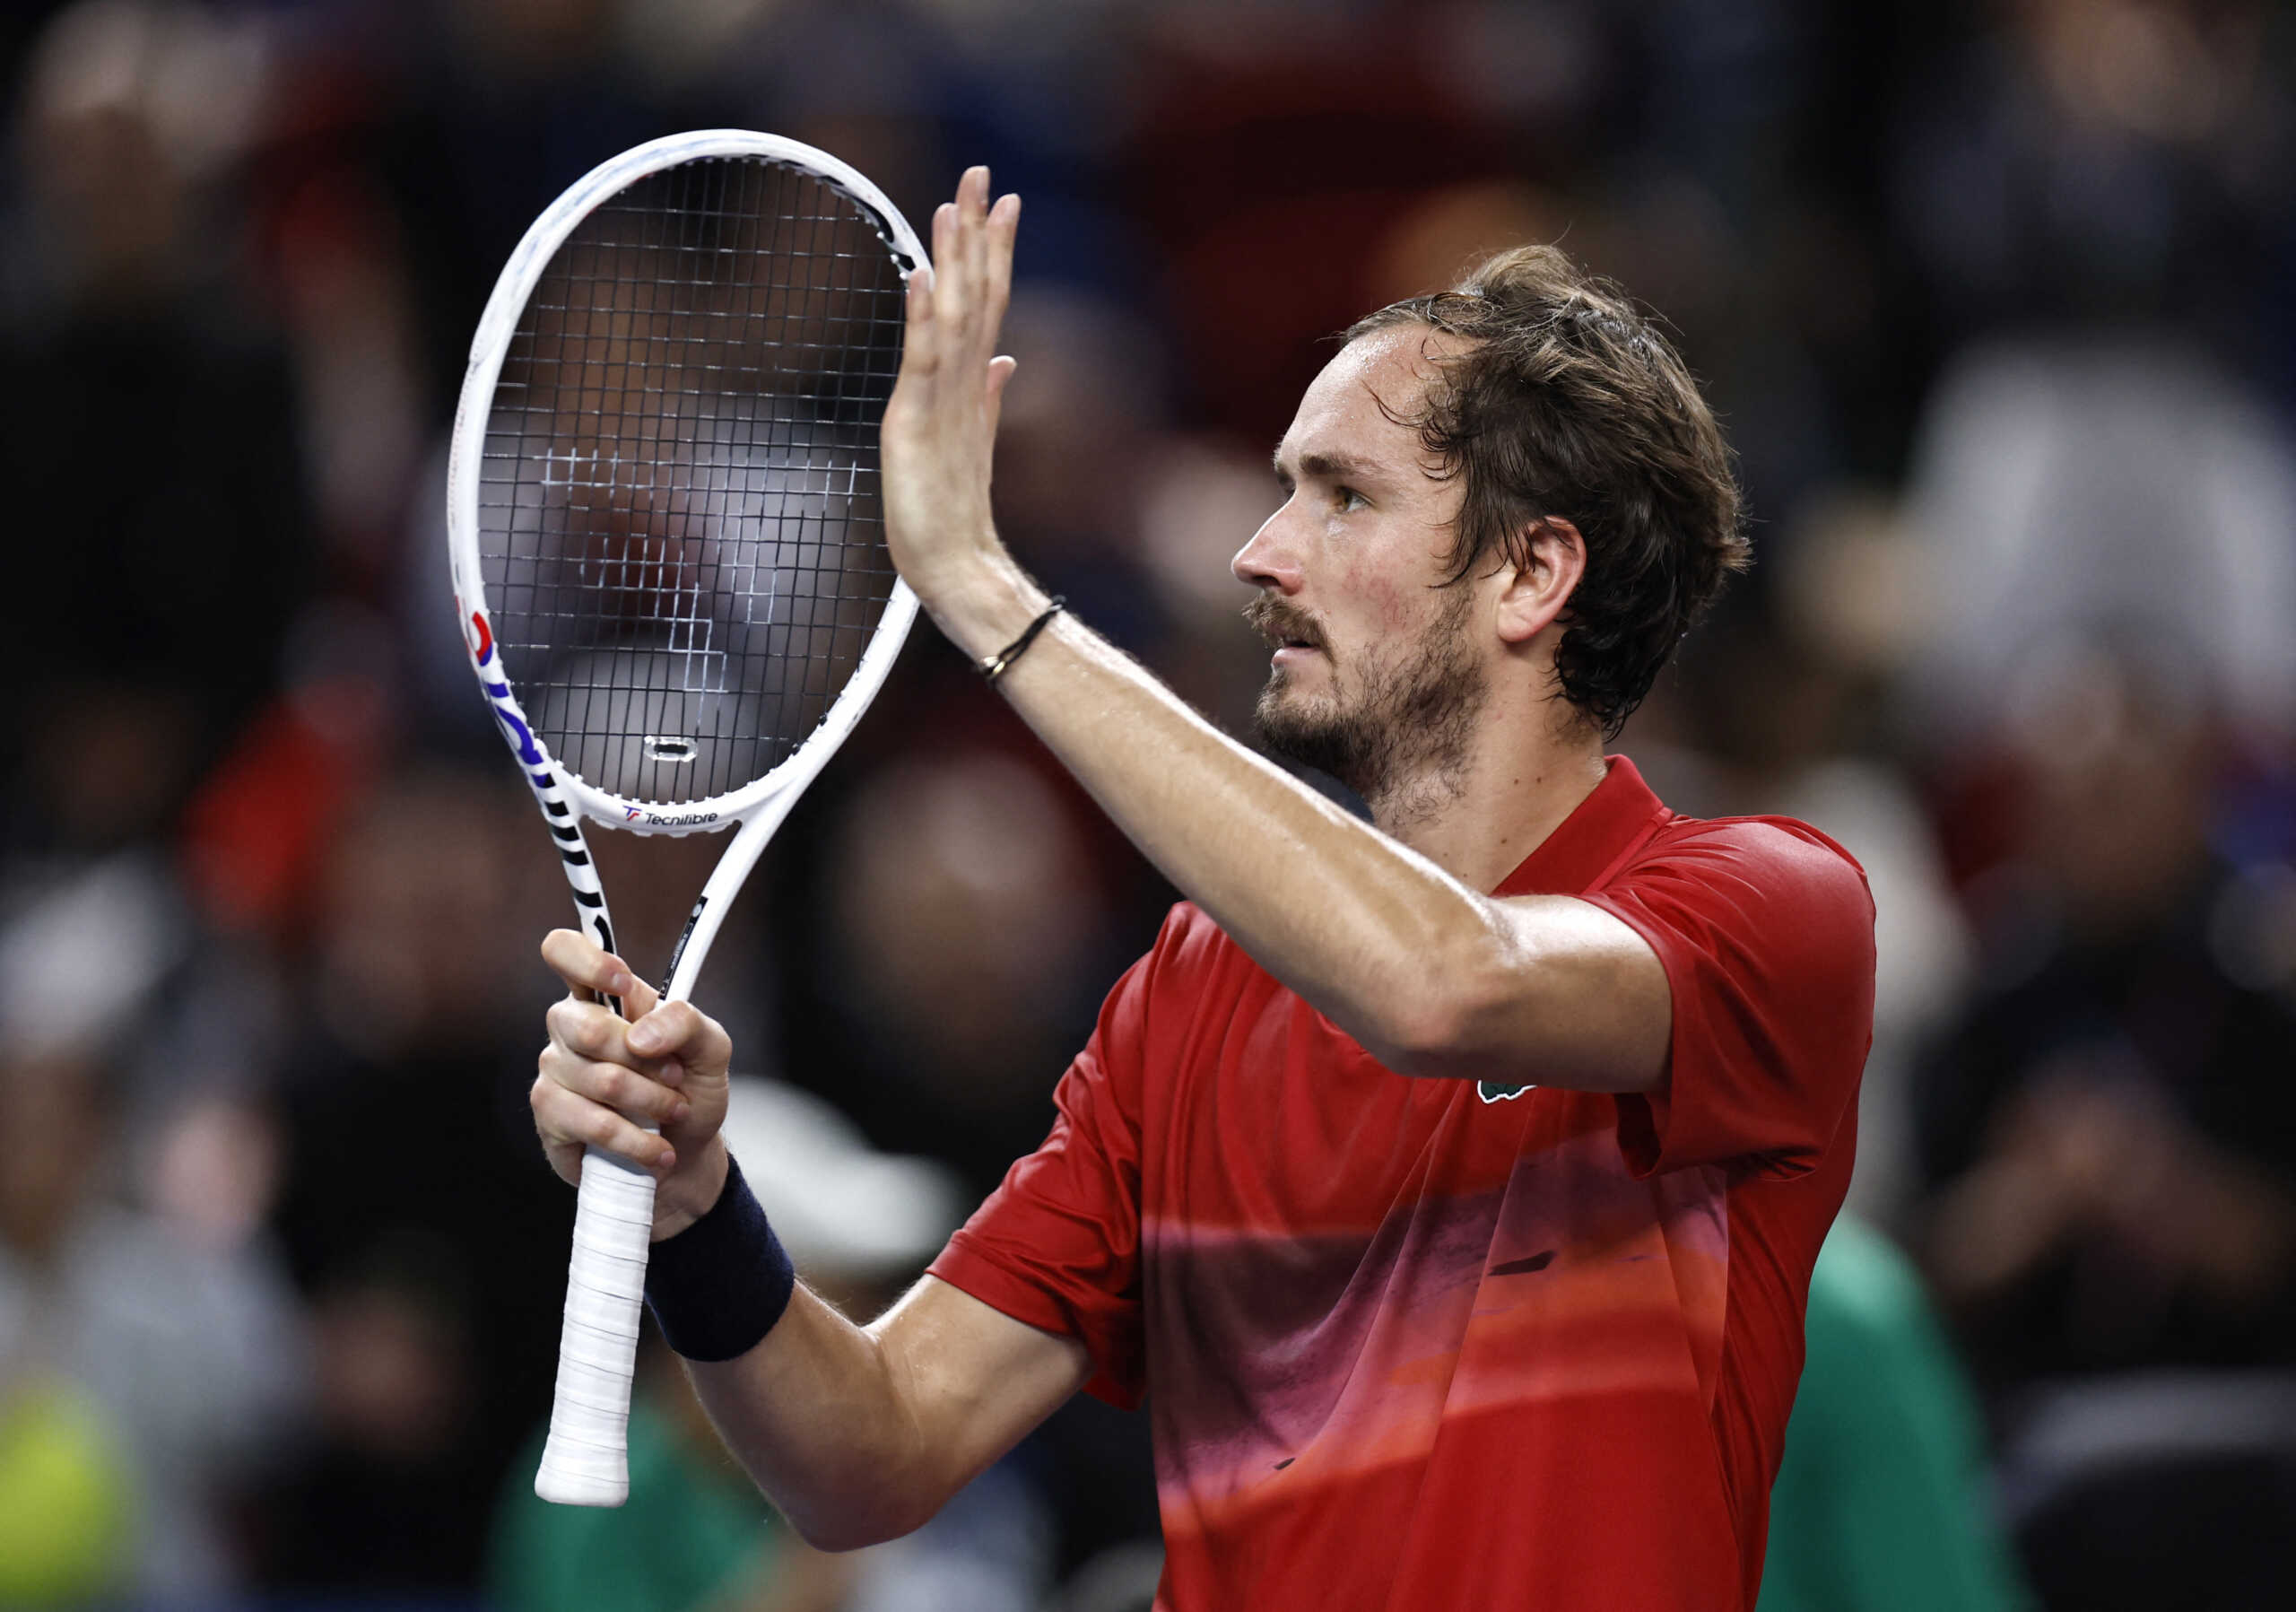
[1585,820,1875,1179]
[927,945,1155,1408]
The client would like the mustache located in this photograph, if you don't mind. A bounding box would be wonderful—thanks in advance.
[1242,596,1326,650]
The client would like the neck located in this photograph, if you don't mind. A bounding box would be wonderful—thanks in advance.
[1369,710,1609,892]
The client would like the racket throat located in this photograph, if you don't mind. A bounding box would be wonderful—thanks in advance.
[663,895,709,996]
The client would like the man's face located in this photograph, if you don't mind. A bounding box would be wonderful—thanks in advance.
[1234,325,1489,811]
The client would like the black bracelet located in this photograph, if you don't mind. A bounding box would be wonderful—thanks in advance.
[979,596,1066,683]
[643,1155,796,1362]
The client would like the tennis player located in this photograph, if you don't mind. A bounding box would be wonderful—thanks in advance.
[532,167,1875,1610]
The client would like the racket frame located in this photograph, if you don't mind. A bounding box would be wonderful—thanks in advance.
[446,129,926,1506]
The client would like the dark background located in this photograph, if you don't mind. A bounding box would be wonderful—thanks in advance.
[1,2,2292,1608]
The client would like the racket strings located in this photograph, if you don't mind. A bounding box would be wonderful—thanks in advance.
[477,156,907,806]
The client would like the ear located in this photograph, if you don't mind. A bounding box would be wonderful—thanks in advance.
[1492,517,1586,646]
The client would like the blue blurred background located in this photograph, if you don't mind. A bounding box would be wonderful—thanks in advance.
[1,1,2292,1608]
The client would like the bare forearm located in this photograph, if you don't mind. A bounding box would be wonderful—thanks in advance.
[684,1273,1089,1552]
[930,562,1494,1067]
[687,1285,945,1549]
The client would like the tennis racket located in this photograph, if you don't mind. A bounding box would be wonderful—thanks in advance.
[446,130,926,1507]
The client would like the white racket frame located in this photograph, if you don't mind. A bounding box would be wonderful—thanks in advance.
[446,129,926,1507]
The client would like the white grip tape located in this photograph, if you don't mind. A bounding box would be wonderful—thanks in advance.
[534,1144,658,1505]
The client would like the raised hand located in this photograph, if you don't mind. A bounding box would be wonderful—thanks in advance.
[878,165,1022,607]
[530,928,734,1239]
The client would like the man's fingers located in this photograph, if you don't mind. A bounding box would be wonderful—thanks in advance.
[979,191,1019,377]
[618,970,662,1023]
[541,928,639,1002]
[544,995,655,1065]
[624,1000,731,1075]
[531,1078,677,1174]
[932,199,965,326]
[538,1044,691,1128]
[894,265,941,429]
[932,170,1002,339]
[963,165,994,290]
[544,995,681,1088]
[909,172,1019,386]
[988,191,1020,307]
[986,354,1018,434]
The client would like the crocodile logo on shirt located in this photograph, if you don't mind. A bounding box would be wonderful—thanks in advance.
[1477,1079,1535,1103]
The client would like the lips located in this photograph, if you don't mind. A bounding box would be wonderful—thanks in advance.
[1244,597,1326,655]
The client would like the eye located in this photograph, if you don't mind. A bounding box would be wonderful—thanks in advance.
[1335,486,1370,512]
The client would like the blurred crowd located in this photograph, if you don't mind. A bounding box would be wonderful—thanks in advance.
[1,0,2292,1608]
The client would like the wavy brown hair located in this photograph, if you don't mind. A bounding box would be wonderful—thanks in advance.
[1349,245,1747,737]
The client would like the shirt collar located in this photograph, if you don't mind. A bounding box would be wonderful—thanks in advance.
[1492,754,1671,898]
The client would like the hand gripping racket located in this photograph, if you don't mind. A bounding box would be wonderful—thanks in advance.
[446,131,925,1506]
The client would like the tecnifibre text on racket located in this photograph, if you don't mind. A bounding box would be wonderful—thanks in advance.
[446,131,924,1507]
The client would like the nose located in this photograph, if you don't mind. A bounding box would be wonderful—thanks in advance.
[1231,501,1304,594]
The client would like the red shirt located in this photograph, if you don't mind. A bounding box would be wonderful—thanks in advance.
[929,756,1875,1611]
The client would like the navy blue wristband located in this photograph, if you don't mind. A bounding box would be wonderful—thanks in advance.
[643,1155,796,1362]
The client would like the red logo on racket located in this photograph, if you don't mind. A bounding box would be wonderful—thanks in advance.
[466,609,495,667]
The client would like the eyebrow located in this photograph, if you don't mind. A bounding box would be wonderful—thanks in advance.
[1273,447,1385,488]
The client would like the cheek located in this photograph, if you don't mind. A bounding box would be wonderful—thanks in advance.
[1331,553,1420,635]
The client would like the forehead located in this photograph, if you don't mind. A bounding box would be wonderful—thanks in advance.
[1277,322,1464,473]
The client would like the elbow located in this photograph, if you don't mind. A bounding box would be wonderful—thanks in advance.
[788,1515,870,1553]
[769,1430,954,1551]
[1373,1001,1491,1081]
[1372,902,1673,1094]
[786,1490,939,1554]
[1364,934,1511,1079]
[792,1514,902,1555]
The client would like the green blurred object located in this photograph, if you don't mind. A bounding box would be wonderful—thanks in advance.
[491,1397,778,1612]
[1759,1218,2036,1612]
[0,1378,135,1605]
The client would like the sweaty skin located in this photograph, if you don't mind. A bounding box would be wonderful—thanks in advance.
[529,165,1672,1549]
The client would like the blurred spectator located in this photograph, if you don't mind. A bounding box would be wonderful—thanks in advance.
[0,862,308,1599]
[0,0,315,819]
[1759,1216,2035,1612]
[782,746,1143,1200]
[1900,339,2296,753]
[253,763,572,1596]
[990,285,1175,657]
[1114,1,1515,443]
[257,1239,491,1595]
[1132,434,1282,733]
[177,616,398,943]
[343,0,683,412]
[1996,1371,2296,1611]
[0,1365,133,1605]
[1891,0,2295,376]
[1910,641,2296,1605]
[1915,643,2296,1379]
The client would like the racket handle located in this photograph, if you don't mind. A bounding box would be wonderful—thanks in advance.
[535,1142,659,1505]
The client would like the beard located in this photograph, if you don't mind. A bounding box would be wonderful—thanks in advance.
[1248,587,1488,823]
